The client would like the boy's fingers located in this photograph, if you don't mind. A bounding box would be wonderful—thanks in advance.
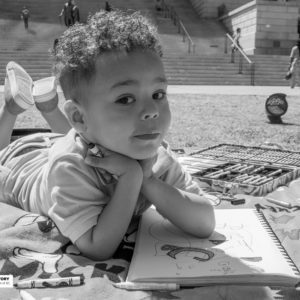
[86,146,113,158]
[85,155,115,170]
[85,155,104,166]
[97,147,114,157]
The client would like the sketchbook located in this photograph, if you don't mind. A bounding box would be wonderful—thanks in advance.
[127,208,300,287]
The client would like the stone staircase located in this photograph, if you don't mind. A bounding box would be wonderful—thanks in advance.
[157,0,290,86]
[0,50,290,86]
[162,53,290,86]
[160,0,228,56]
[250,55,290,86]
[0,0,292,86]
[0,0,156,23]
[162,54,250,85]
[0,51,52,82]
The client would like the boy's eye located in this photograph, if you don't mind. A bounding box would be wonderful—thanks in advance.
[153,91,166,100]
[115,96,135,105]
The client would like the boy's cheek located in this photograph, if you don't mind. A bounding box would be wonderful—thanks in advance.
[162,107,171,131]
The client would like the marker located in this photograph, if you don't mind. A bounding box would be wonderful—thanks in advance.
[113,282,180,291]
[242,175,261,184]
[266,169,282,177]
[86,142,118,181]
[88,143,104,157]
[210,171,230,179]
[79,134,104,158]
[237,165,254,173]
[266,198,292,209]
[206,169,225,177]
[19,290,36,300]
[14,276,84,289]
[247,176,267,184]
[253,177,273,185]
[249,166,265,174]
[223,164,241,171]
[231,164,246,172]
[234,174,249,181]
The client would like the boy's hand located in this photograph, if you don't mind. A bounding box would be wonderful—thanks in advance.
[138,154,158,178]
[85,149,141,177]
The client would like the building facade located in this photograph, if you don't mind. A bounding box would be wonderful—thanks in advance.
[189,0,300,54]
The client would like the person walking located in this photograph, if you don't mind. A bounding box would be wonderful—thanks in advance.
[105,1,113,12]
[72,0,80,24]
[59,0,74,27]
[287,39,300,89]
[155,0,162,11]
[20,6,30,30]
[231,28,242,53]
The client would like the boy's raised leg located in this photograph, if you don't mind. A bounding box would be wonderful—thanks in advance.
[39,105,71,134]
[33,77,71,134]
[0,62,34,149]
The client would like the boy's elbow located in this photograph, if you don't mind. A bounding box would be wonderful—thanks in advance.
[76,242,115,261]
[84,250,113,261]
[75,230,116,261]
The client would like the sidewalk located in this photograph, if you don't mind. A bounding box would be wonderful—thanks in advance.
[167,85,300,96]
[0,85,299,96]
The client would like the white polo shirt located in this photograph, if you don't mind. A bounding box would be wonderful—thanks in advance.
[0,129,202,243]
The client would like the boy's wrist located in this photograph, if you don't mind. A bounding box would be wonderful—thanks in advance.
[121,161,143,179]
[141,175,156,192]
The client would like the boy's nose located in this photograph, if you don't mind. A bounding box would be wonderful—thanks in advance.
[141,103,159,120]
[142,112,159,120]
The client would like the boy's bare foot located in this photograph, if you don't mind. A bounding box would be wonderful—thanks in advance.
[33,77,59,112]
[5,61,34,115]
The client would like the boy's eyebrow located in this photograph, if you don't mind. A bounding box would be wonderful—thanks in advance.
[110,77,168,90]
[153,76,168,84]
[110,80,139,90]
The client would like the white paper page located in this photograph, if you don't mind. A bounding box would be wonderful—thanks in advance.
[127,209,297,282]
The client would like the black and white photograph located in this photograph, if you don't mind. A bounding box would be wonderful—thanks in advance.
[0,1,300,299]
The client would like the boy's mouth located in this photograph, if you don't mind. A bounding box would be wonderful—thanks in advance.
[133,133,160,140]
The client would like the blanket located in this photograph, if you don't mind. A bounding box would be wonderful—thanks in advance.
[1,193,300,299]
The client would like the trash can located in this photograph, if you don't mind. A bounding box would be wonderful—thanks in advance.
[265,93,288,124]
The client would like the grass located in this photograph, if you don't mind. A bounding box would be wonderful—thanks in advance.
[166,94,300,152]
[3,93,300,152]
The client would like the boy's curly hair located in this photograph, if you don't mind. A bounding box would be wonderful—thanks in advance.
[53,9,163,102]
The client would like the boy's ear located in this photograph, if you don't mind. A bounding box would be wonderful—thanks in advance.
[63,100,87,133]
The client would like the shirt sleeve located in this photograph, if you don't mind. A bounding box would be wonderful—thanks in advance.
[47,155,109,243]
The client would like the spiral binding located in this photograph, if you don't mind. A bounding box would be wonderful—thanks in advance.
[255,209,300,278]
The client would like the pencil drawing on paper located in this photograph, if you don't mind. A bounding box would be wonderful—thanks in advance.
[161,244,215,261]
[146,216,260,275]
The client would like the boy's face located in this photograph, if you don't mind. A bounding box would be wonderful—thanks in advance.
[81,50,171,160]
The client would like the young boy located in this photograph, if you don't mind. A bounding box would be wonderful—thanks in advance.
[0,10,215,261]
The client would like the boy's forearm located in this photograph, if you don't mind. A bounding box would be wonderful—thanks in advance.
[76,171,143,260]
[141,177,215,238]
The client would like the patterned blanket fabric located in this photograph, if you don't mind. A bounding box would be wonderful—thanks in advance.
[1,192,300,299]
